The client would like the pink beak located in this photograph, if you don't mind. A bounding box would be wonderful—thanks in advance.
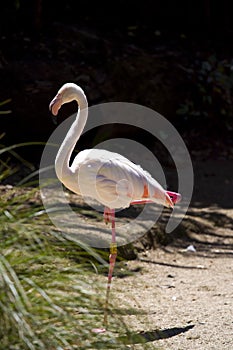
[49,94,62,116]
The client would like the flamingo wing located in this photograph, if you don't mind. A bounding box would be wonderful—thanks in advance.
[70,149,173,209]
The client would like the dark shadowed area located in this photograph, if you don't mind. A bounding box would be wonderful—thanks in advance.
[1,1,232,160]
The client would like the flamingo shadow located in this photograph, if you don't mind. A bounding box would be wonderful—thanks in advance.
[92,324,194,347]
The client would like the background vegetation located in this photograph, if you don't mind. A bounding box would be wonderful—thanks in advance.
[0,0,232,162]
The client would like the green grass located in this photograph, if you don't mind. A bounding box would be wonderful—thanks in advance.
[0,143,116,349]
[0,184,129,349]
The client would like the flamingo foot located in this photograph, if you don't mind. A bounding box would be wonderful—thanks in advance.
[166,191,182,204]
[91,327,106,333]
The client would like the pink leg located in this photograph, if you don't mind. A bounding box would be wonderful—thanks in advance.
[103,208,117,327]
[130,191,181,206]
[92,208,117,333]
[130,199,154,205]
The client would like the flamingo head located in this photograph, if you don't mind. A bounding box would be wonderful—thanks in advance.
[49,83,83,116]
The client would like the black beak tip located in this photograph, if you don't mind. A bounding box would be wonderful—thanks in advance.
[51,115,57,125]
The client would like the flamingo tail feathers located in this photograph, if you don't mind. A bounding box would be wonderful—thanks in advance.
[166,191,182,205]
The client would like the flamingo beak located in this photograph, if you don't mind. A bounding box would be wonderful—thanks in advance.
[51,114,58,125]
[49,94,62,117]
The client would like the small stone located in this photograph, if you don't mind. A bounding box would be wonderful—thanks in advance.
[186,245,196,252]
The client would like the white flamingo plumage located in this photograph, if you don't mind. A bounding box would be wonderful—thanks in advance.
[49,83,181,332]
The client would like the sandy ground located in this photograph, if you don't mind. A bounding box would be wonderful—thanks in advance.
[113,240,233,349]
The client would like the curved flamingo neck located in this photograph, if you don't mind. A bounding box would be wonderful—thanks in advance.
[55,89,88,183]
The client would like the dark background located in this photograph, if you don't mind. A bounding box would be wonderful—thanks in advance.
[0,0,233,167]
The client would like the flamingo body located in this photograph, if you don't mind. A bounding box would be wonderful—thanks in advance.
[63,148,173,210]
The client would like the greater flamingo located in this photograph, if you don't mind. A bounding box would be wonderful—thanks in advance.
[49,83,181,332]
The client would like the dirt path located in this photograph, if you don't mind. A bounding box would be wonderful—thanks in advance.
[114,247,232,349]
